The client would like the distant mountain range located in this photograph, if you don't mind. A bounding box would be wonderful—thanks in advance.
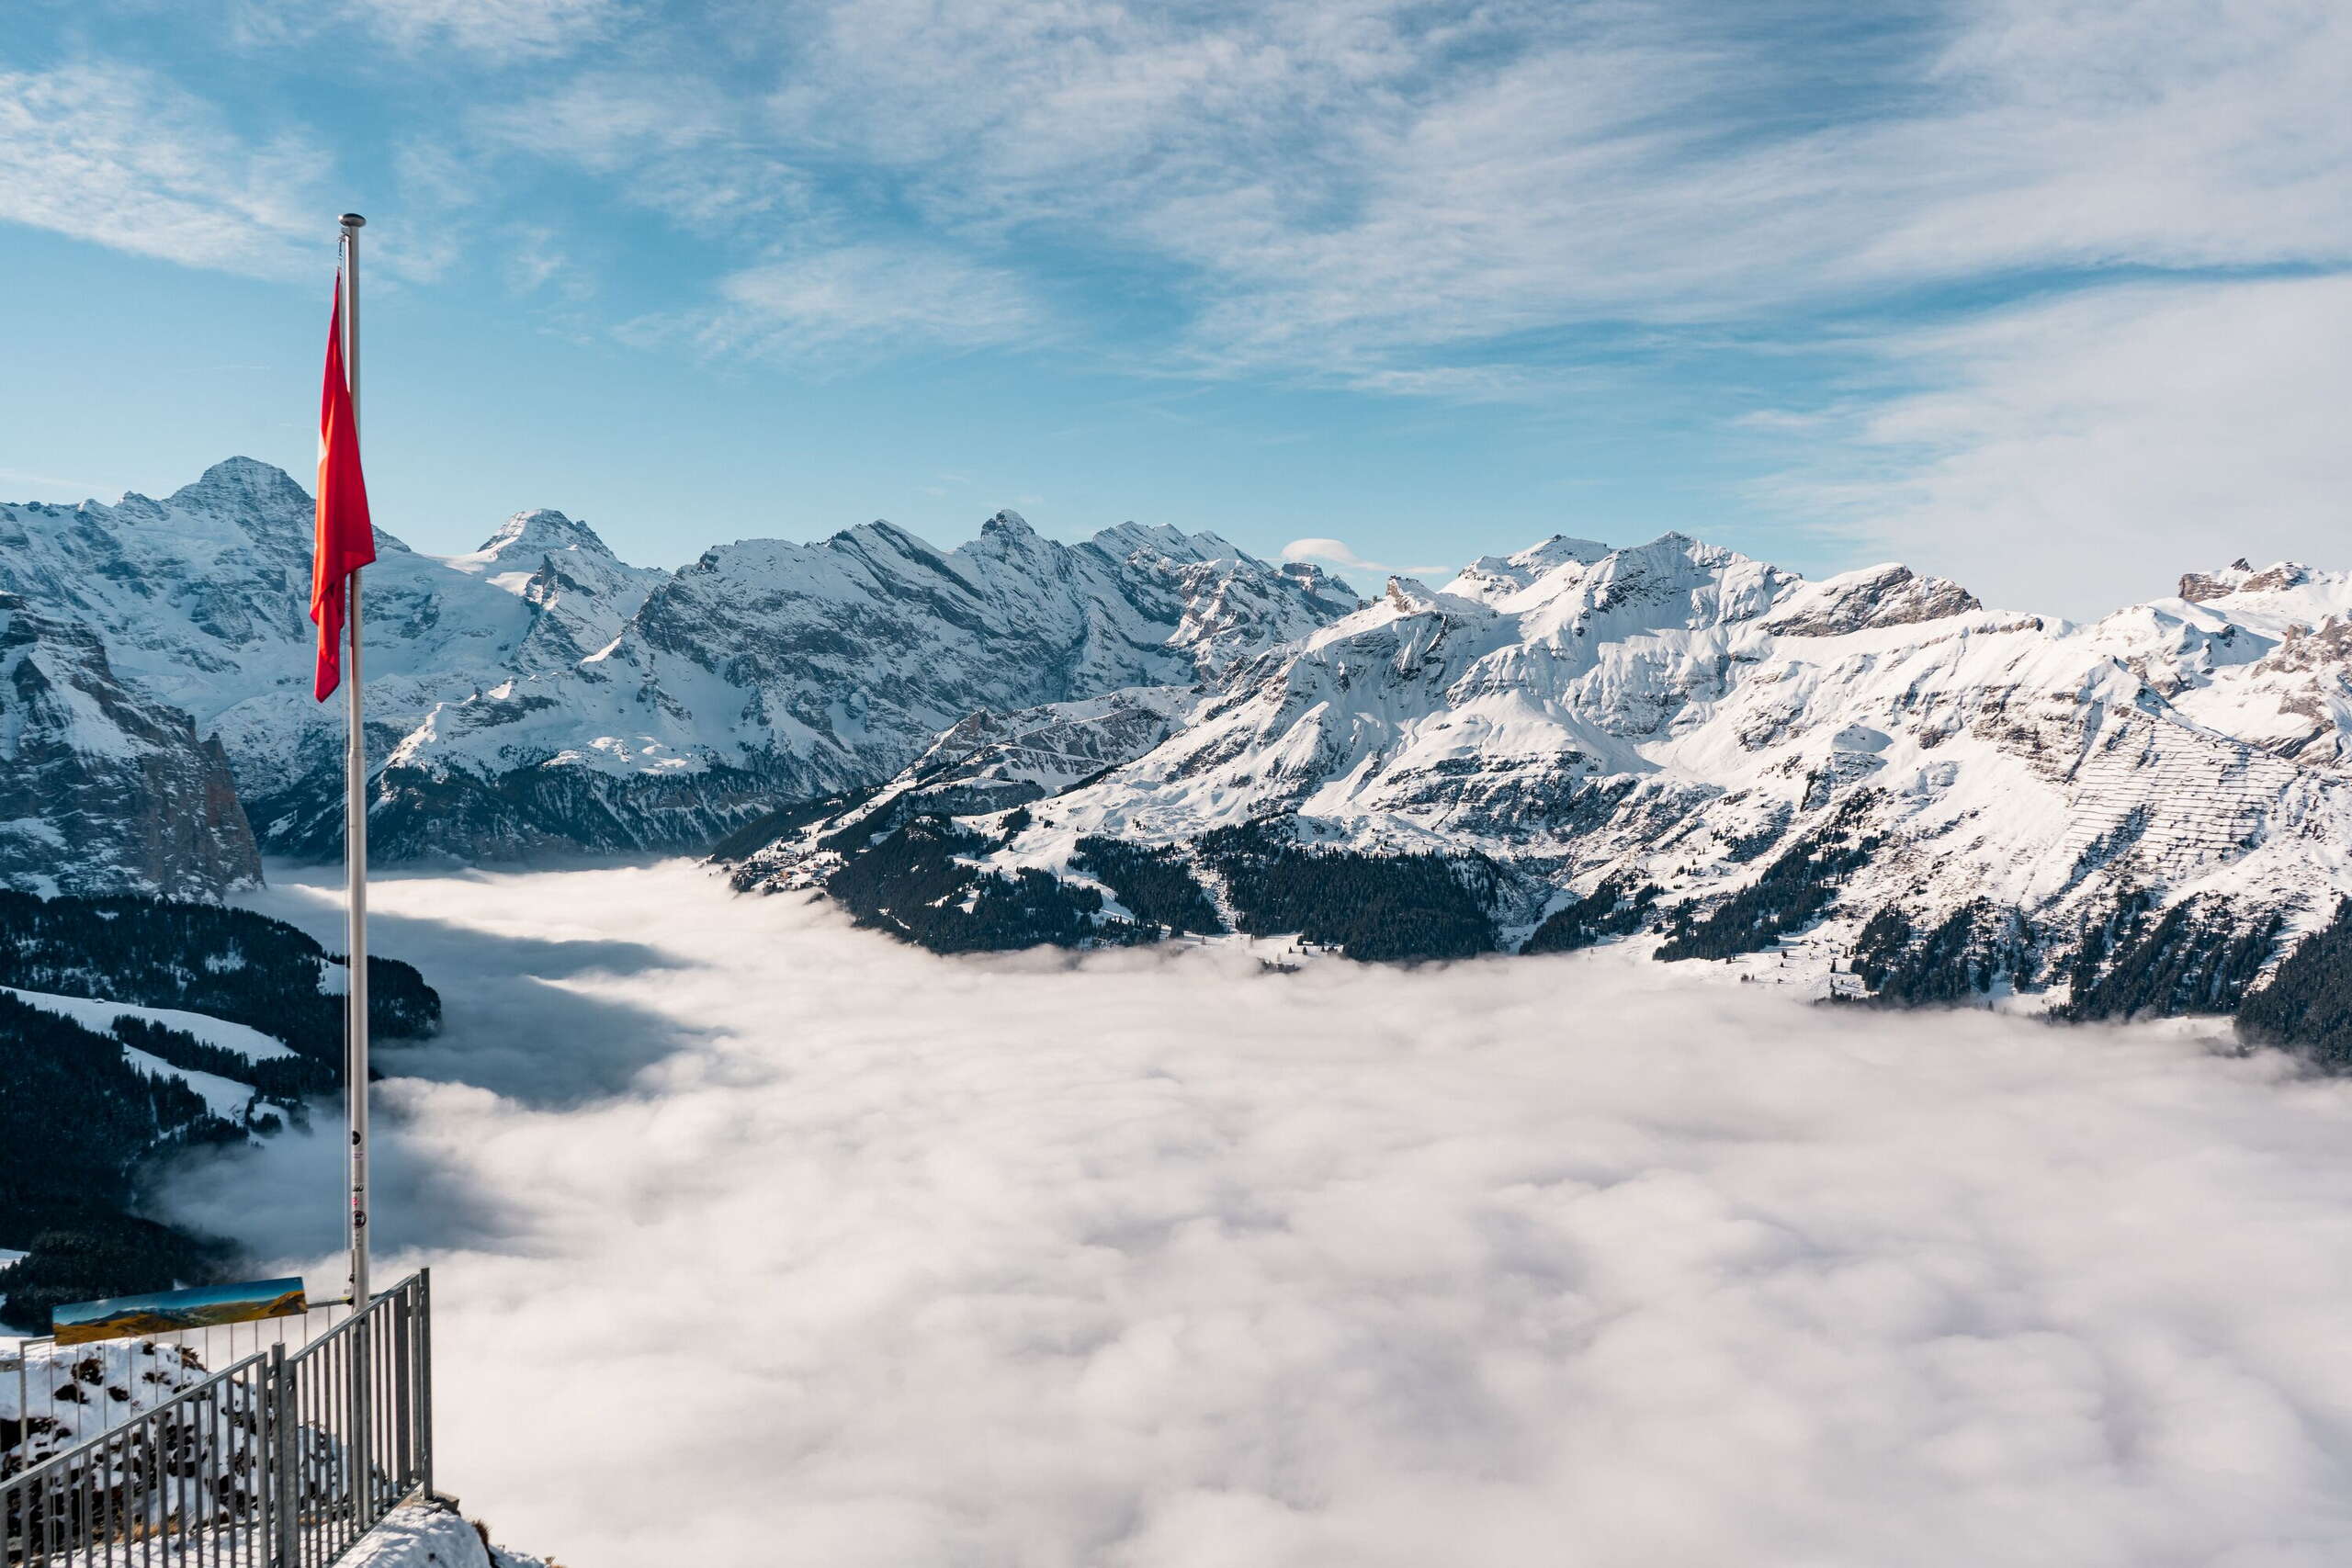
[4,459,2348,1053]
[0,458,1354,883]
[724,531,2352,1055]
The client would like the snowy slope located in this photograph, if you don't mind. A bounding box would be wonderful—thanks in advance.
[734,534,2352,1021]
[0,984,311,1122]
[369,512,1358,826]
[0,985,298,1059]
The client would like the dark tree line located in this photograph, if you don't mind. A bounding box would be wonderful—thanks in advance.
[0,990,244,1328]
[2057,893,2282,1024]
[1072,837,1225,935]
[826,817,1159,953]
[0,891,443,1330]
[2236,899,2352,1066]
[111,1014,337,1100]
[1849,901,2039,1005]
[711,783,888,864]
[1195,820,1498,963]
[0,889,439,1069]
[1521,877,1657,955]
[1655,802,1881,963]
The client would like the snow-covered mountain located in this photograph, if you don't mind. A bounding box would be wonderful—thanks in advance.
[731,532,2352,1035]
[6,457,2346,1041]
[0,460,1358,877]
[357,510,1359,859]
[0,460,633,871]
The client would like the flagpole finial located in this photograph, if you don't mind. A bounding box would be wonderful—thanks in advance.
[340,212,367,229]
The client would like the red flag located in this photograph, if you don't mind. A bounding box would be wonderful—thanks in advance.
[311,278,375,701]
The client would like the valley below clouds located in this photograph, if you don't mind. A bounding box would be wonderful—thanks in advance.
[170,862,2352,1567]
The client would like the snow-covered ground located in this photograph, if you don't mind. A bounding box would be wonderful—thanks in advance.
[167,860,2352,1567]
[0,987,298,1060]
[344,1502,548,1568]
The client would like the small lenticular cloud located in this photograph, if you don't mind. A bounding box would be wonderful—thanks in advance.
[1282,537,1453,579]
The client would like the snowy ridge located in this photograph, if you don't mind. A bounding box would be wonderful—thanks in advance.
[733,533,2352,1021]
[0,466,1362,878]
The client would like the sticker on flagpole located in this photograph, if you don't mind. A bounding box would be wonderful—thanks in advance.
[51,1277,309,1346]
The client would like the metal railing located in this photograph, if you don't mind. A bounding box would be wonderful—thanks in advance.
[2,1271,431,1567]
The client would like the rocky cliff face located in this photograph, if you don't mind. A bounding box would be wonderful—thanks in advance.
[0,592,259,897]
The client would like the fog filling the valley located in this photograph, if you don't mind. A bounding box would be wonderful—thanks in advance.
[173,863,2352,1566]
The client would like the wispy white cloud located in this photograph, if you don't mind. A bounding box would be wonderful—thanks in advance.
[503,224,590,300]
[472,72,732,174]
[1767,274,2352,620]
[471,72,809,236]
[336,0,620,60]
[0,62,327,278]
[651,244,1046,368]
[753,0,2352,384]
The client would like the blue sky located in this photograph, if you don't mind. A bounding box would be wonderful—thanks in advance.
[2,0,2346,617]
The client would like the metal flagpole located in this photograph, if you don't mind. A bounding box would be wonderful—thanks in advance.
[340,211,371,1319]
[339,209,377,1521]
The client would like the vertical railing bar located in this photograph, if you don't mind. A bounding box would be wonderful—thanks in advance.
[94,1416,108,1568]
[142,1401,156,1568]
[389,1292,403,1504]
[230,1367,243,1568]
[244,1360,259,1568]
[295,1348,306,1568]
[295,1352,308,1568]
[416,1271,433,1500]
[400,1286,414,1494]
[139,1406,153,1568]
[211,1379,225,1568]
[262,1348,277,1568]
[308,1340,321,1568]
[196,1377,206,1559]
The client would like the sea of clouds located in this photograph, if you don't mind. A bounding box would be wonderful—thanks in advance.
[167,861,2352,1567]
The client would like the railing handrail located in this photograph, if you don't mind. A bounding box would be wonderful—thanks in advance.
[4,1269,433,1568]
[5,1344,273,1483]
[285,1275,409,1371]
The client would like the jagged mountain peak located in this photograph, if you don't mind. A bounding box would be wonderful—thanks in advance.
[1383,576,1487,619]
[166,457,311,517]
[1449,534,1611,604]
[472,508,614,561]
[1514,534,1612,570]
[980,509,1035,536]
[831,517,955,566]
[1086,519,1247,568]
[2180,558,2316,603]
[1280,559,1359,599]
[1763,562,1984,637]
